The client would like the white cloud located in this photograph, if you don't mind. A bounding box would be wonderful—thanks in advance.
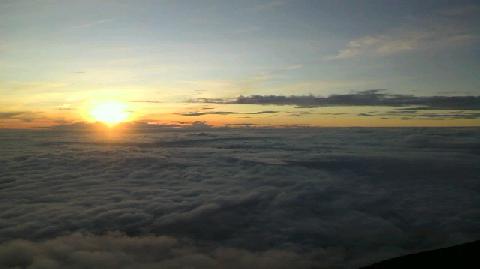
[72,19,115,29]
[254,0,288,12]
[328,6,479,60]
[0,127,479,268]
[329,29,476,60]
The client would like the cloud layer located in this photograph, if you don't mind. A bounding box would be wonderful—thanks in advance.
[1,127,480,268]
[0,233,329,269]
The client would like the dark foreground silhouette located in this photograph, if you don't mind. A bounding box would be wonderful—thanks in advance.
[362,240,480,268]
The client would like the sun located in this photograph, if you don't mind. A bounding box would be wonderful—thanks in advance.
[90,101,130,126]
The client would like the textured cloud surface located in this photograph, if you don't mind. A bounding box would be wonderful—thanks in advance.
[0,233,327,269]
[1,127,480,268]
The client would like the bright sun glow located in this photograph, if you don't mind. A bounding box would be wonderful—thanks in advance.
[90,101,130,126]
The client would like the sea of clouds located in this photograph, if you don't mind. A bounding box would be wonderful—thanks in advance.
[1,126,480,268]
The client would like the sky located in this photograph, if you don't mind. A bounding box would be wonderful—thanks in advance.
[1,0,480,127]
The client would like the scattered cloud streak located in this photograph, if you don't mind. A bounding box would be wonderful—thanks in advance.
[0,111,43,122]
[176,111,279,117]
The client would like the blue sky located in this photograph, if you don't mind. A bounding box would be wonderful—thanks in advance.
[1,0,479,127]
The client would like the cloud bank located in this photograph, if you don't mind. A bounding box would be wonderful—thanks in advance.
[1,127,480,268]
[190,90,480,110]
[0,233,330,269]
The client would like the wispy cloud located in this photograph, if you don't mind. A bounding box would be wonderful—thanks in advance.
[436,5,480,16]
[328,5,479,60]
[0,112,24,119]
[72,19,114,29]
[329,29,476,60]
[1,81,68,92]
[0,111,43,122]
[130,100,163,104]
[254,0,288,12]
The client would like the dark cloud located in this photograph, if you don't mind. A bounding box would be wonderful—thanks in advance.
[288,111,348,117]
[357,110,480,119]
[248,110,279,114]
[1,127,480,268]
[224,123,258,127]
[190,90,480,110]
[176,111,279,117]
[177,111,236,116]
[0,111,42,122]
[0,233,340,269]
[0,112,24,118]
